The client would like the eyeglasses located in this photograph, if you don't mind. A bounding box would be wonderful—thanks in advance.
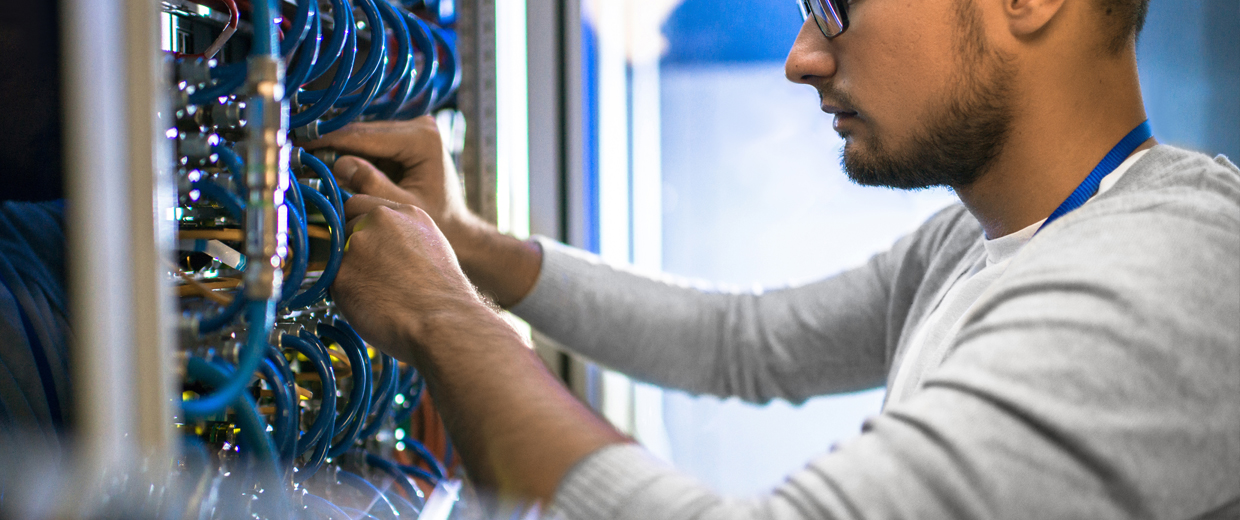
[797,0,850,39]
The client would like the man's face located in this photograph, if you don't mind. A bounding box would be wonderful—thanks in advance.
[787,0,1017,190]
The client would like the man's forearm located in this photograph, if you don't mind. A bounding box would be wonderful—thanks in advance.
[452,222,543,308]
[400,300,627,501]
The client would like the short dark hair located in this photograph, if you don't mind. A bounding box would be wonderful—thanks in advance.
[1097,0,1151,54]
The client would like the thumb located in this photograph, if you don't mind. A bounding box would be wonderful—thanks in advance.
[334,156,417,205]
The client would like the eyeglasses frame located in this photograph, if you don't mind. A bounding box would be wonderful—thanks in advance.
[797,0,851,39]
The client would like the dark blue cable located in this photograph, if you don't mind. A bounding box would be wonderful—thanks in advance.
[372,0,413,100]
[286,184,343,309]
[299,149,344,219]
[184,357,279,477]
[292,331,337,484]
[363,453,424,514]
[365,2,417,119]
[280,0,314,58]
[392,15,439,119]
[305,0,351,84]
[280,193,309,308]
[290,1,356,129]
[287,333,335,456]
[318,323,371,457]
[390,371,423,425]
[356,352,397,440]
[428,27,460,111]
[188,179,247,334]
[314,51,386,134]
[210,143,246,193]
[188,64,246,105]
[259,354,296,468]
[284,0,320,90]
[339,0,386,96]
[183,300,274,418]
[191,180,244,221]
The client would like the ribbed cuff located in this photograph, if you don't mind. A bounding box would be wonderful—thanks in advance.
[508,236,596,325]
[551,443,675,520]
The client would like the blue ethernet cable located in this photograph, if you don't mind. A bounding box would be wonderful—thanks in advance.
[190,180,244,221]
[182,300,275,418]
[356,352,398,440]
[259,354,297,468]
[374,0,414,98]
[318,322,372,457]
[337,0,387,97]
[210,143,246,192]
[314,48,386,134]
[184,356,279,478]
[188,179,248,334]
[290,0,357,128]
[284,3,321,91]
[187,62,246,105]
[429,26,460,111]
[398,437,446,481]
[292,330,338,484]
[365,1,417,119]
[280,193,309,308]
[287,333,335,457]
[298,149,344,221]
[304,0,352,84]
[392,13,439,119]
[286,184,343,309]
[390,369,424,425]
[280,0,315,58]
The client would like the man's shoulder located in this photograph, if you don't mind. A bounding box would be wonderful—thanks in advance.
[1093,145,1240,228]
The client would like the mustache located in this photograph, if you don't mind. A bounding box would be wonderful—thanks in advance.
[817,84,861,112]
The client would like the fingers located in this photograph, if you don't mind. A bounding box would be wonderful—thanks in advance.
[334,156,417,204]
[343,193,408,225]
[300,117,442,163]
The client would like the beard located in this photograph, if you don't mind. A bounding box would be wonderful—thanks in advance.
[837,0,1017,190]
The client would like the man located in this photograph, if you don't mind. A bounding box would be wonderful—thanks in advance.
[310,0,1240,517]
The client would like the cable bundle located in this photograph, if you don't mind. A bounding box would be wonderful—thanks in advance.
[168,0,460,517]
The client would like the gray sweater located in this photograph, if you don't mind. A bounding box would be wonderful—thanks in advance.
[510,145,1240,520]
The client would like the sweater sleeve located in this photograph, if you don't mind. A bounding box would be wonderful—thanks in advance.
[507,204,966,403]
[547,156,1240,520]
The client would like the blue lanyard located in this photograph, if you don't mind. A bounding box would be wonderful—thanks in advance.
[1037,120,1153,234]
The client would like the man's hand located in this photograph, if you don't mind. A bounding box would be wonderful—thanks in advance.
[331,175,627,505]
[333,194,486,353]
[305,118,542,307]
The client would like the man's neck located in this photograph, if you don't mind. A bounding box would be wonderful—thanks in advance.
[952,56,1153,239]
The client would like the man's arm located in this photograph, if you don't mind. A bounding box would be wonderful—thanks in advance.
[309,118,913,404]
[308,117,542,308]
[331,194,628,501]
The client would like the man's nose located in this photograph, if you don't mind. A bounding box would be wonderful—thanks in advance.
[786,19,839,85]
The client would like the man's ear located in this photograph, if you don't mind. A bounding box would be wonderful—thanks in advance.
[1003,0,1067,37]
